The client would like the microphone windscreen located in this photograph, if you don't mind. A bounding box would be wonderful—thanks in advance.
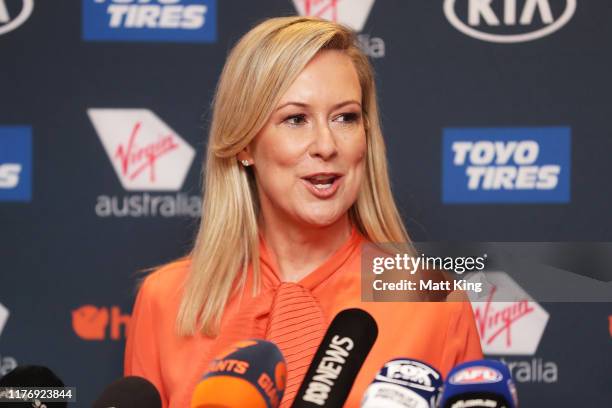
[191,339,287,408]
[291,308,378,408]
[0,365,67,408]
[0,365,64,387]
[439,359,518,408]
[93,376,161,408]
[360,358,443,408]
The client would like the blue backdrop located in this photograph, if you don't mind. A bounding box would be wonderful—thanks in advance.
[1,0,610,406]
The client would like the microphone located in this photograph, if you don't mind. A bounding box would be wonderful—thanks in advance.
[93,376,161,408]
[360,358,443,408]
[0,365,67,408]
[191,339,287,408]
[291,308,378,408]
[439,360,518,408]
[0,365,64,387]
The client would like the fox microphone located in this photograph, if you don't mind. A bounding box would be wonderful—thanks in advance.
[290,308,378,408]
[360,358,443,408]
[191,339,287,408]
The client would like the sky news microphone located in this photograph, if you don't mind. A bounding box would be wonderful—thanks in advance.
[0,365,67,408]
[439,359,518,408]
[191,339,287,408]
[92,376,161,408]
[360,358,443,408]
[290,308,378,408]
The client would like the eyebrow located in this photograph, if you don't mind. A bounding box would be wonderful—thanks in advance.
[274,99,362,112]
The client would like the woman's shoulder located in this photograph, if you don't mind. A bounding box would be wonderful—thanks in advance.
[137,257,192,302]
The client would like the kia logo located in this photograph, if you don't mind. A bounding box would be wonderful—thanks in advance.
[0,0,34,36]
[444,0,577,43]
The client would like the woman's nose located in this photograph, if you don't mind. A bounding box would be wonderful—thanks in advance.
[308,121,338,160]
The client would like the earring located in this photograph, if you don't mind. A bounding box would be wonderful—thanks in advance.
[241,159,250,167]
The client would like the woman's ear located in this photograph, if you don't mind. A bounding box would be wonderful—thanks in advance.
[237,148,254,167]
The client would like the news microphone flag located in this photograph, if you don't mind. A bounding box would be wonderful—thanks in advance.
[439,359,518,408]
[360,358,443,408]
[191,339,287,408]
[93,376,161,408]
[291,308,378,408]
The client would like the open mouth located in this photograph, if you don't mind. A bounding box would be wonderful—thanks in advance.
[303,173,340,189]
[301,173,342,197]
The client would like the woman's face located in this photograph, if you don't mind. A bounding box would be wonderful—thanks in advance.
[243,49,367,228]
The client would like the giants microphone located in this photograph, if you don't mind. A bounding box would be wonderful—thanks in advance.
[191,339,287,408]
[93,376,161,408]
[291,308,378,408]
[360,358,443,408]
[439,360,518,408]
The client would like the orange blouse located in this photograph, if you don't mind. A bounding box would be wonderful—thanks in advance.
[124,226,483,407]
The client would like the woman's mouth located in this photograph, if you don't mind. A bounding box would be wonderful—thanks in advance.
[301,173,342,198]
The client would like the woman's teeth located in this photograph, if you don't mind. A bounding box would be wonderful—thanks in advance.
[313,182,332,190]
[307,176,336,190]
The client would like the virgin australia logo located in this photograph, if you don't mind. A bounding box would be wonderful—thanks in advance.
[471,272,548,355]
[88,109,201,218]
[292,0,385,58]
[444,0,577,43]
[292,0,375,31]
[88,108,194,191]
[0,302,8,337]
[0,302,18,376]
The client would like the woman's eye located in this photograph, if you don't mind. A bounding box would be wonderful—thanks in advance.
[285,114,307,126]
[335,112,360,123]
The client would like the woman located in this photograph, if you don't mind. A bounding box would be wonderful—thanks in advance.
[124,16,482,407]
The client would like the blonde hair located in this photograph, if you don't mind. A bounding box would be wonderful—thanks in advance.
[177,16,410,336]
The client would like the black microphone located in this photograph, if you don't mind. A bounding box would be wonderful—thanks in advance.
[0,365,66,408]
[290,308,378,408]
[93,376,161,408]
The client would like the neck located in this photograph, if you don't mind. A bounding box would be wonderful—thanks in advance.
[259,213,353,283]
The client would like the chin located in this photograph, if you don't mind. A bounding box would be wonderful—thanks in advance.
[296,206,347,228]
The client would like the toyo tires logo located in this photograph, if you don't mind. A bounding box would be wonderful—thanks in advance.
[442,127,571,203]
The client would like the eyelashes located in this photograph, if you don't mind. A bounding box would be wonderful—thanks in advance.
[285,114,307,126]
[337,112,360,123]
[283,112,362,127]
